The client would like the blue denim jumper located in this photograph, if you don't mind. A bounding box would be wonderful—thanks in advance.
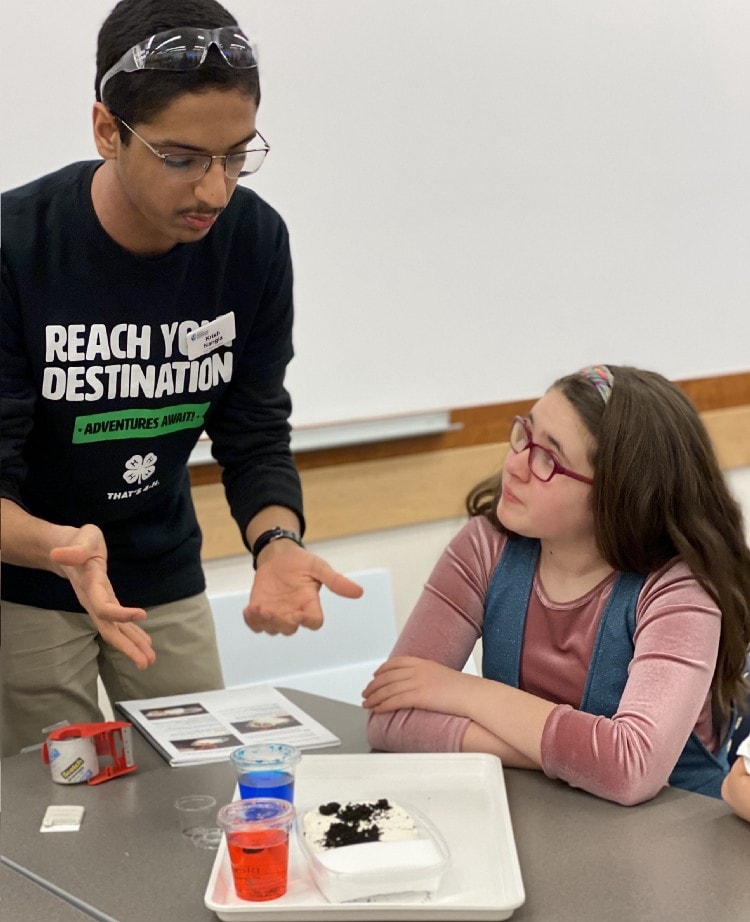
[482,534,731,798]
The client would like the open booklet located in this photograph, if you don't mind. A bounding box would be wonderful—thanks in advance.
[116,684,341,766]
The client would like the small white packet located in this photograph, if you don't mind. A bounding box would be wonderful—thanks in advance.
[40,805,85,832]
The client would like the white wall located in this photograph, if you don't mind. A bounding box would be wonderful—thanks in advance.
[206,466,750,634]
[3,1,749,428]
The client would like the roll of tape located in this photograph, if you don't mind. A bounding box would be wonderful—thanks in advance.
[47,737,99,784]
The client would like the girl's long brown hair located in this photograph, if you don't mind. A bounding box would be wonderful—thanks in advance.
[467,366,750,720]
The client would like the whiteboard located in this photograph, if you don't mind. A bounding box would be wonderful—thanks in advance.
[2,1,748,428]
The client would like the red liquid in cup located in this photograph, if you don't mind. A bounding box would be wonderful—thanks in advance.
[226,828,290,901]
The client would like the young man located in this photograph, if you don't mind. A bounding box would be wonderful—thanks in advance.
[0,0,362,756]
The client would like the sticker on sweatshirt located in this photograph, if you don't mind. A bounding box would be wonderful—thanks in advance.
[186,312,236,360]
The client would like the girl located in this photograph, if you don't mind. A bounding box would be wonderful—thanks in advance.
[363,366,750,805]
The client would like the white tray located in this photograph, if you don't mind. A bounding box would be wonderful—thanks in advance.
[204,752,525,920]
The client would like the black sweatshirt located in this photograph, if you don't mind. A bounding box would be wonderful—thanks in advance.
[1,161,303,612]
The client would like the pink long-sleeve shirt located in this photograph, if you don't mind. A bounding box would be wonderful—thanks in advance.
[367,517,722,805]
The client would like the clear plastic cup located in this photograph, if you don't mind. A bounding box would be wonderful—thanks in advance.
[174,794,221,849]
[229,743,301,803]
[217,798,295,901]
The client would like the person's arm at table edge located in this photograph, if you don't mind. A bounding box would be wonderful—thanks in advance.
[721,758,750,822]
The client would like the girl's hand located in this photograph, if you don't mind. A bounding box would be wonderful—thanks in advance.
[362,656,474,715]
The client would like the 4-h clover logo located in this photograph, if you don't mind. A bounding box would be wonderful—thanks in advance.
[123,453,157,485]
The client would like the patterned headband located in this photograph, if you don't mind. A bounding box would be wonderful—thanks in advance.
[578,364,614,403]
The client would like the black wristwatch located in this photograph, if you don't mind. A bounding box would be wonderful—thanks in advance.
[251,526,305,570]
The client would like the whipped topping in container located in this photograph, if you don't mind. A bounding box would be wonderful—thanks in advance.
[303,799,418,851]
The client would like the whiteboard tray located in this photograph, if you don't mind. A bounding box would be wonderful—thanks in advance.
[205,752,525,920]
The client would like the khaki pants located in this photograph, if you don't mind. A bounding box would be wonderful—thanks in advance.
[0,592,224,757]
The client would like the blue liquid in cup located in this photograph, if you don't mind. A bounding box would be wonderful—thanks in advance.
[238,770,295,802]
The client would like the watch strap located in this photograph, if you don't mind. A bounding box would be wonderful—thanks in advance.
[251,526,304,570]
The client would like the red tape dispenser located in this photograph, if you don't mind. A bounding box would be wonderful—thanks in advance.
[42,721,138,785]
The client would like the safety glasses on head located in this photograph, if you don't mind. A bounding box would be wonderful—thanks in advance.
[99,26,257,104]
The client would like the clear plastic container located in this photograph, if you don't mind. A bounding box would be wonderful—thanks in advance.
[296,801,450,902]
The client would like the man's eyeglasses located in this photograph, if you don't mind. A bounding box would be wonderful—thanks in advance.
[509,417,594,485]
[115,117,269,181]
[99,26,257,103]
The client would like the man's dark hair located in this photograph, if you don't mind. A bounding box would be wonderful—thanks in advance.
[96,0,260,136]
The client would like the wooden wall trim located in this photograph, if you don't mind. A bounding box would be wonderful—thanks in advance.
[702,405,750,470]
[194,402,750,559]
